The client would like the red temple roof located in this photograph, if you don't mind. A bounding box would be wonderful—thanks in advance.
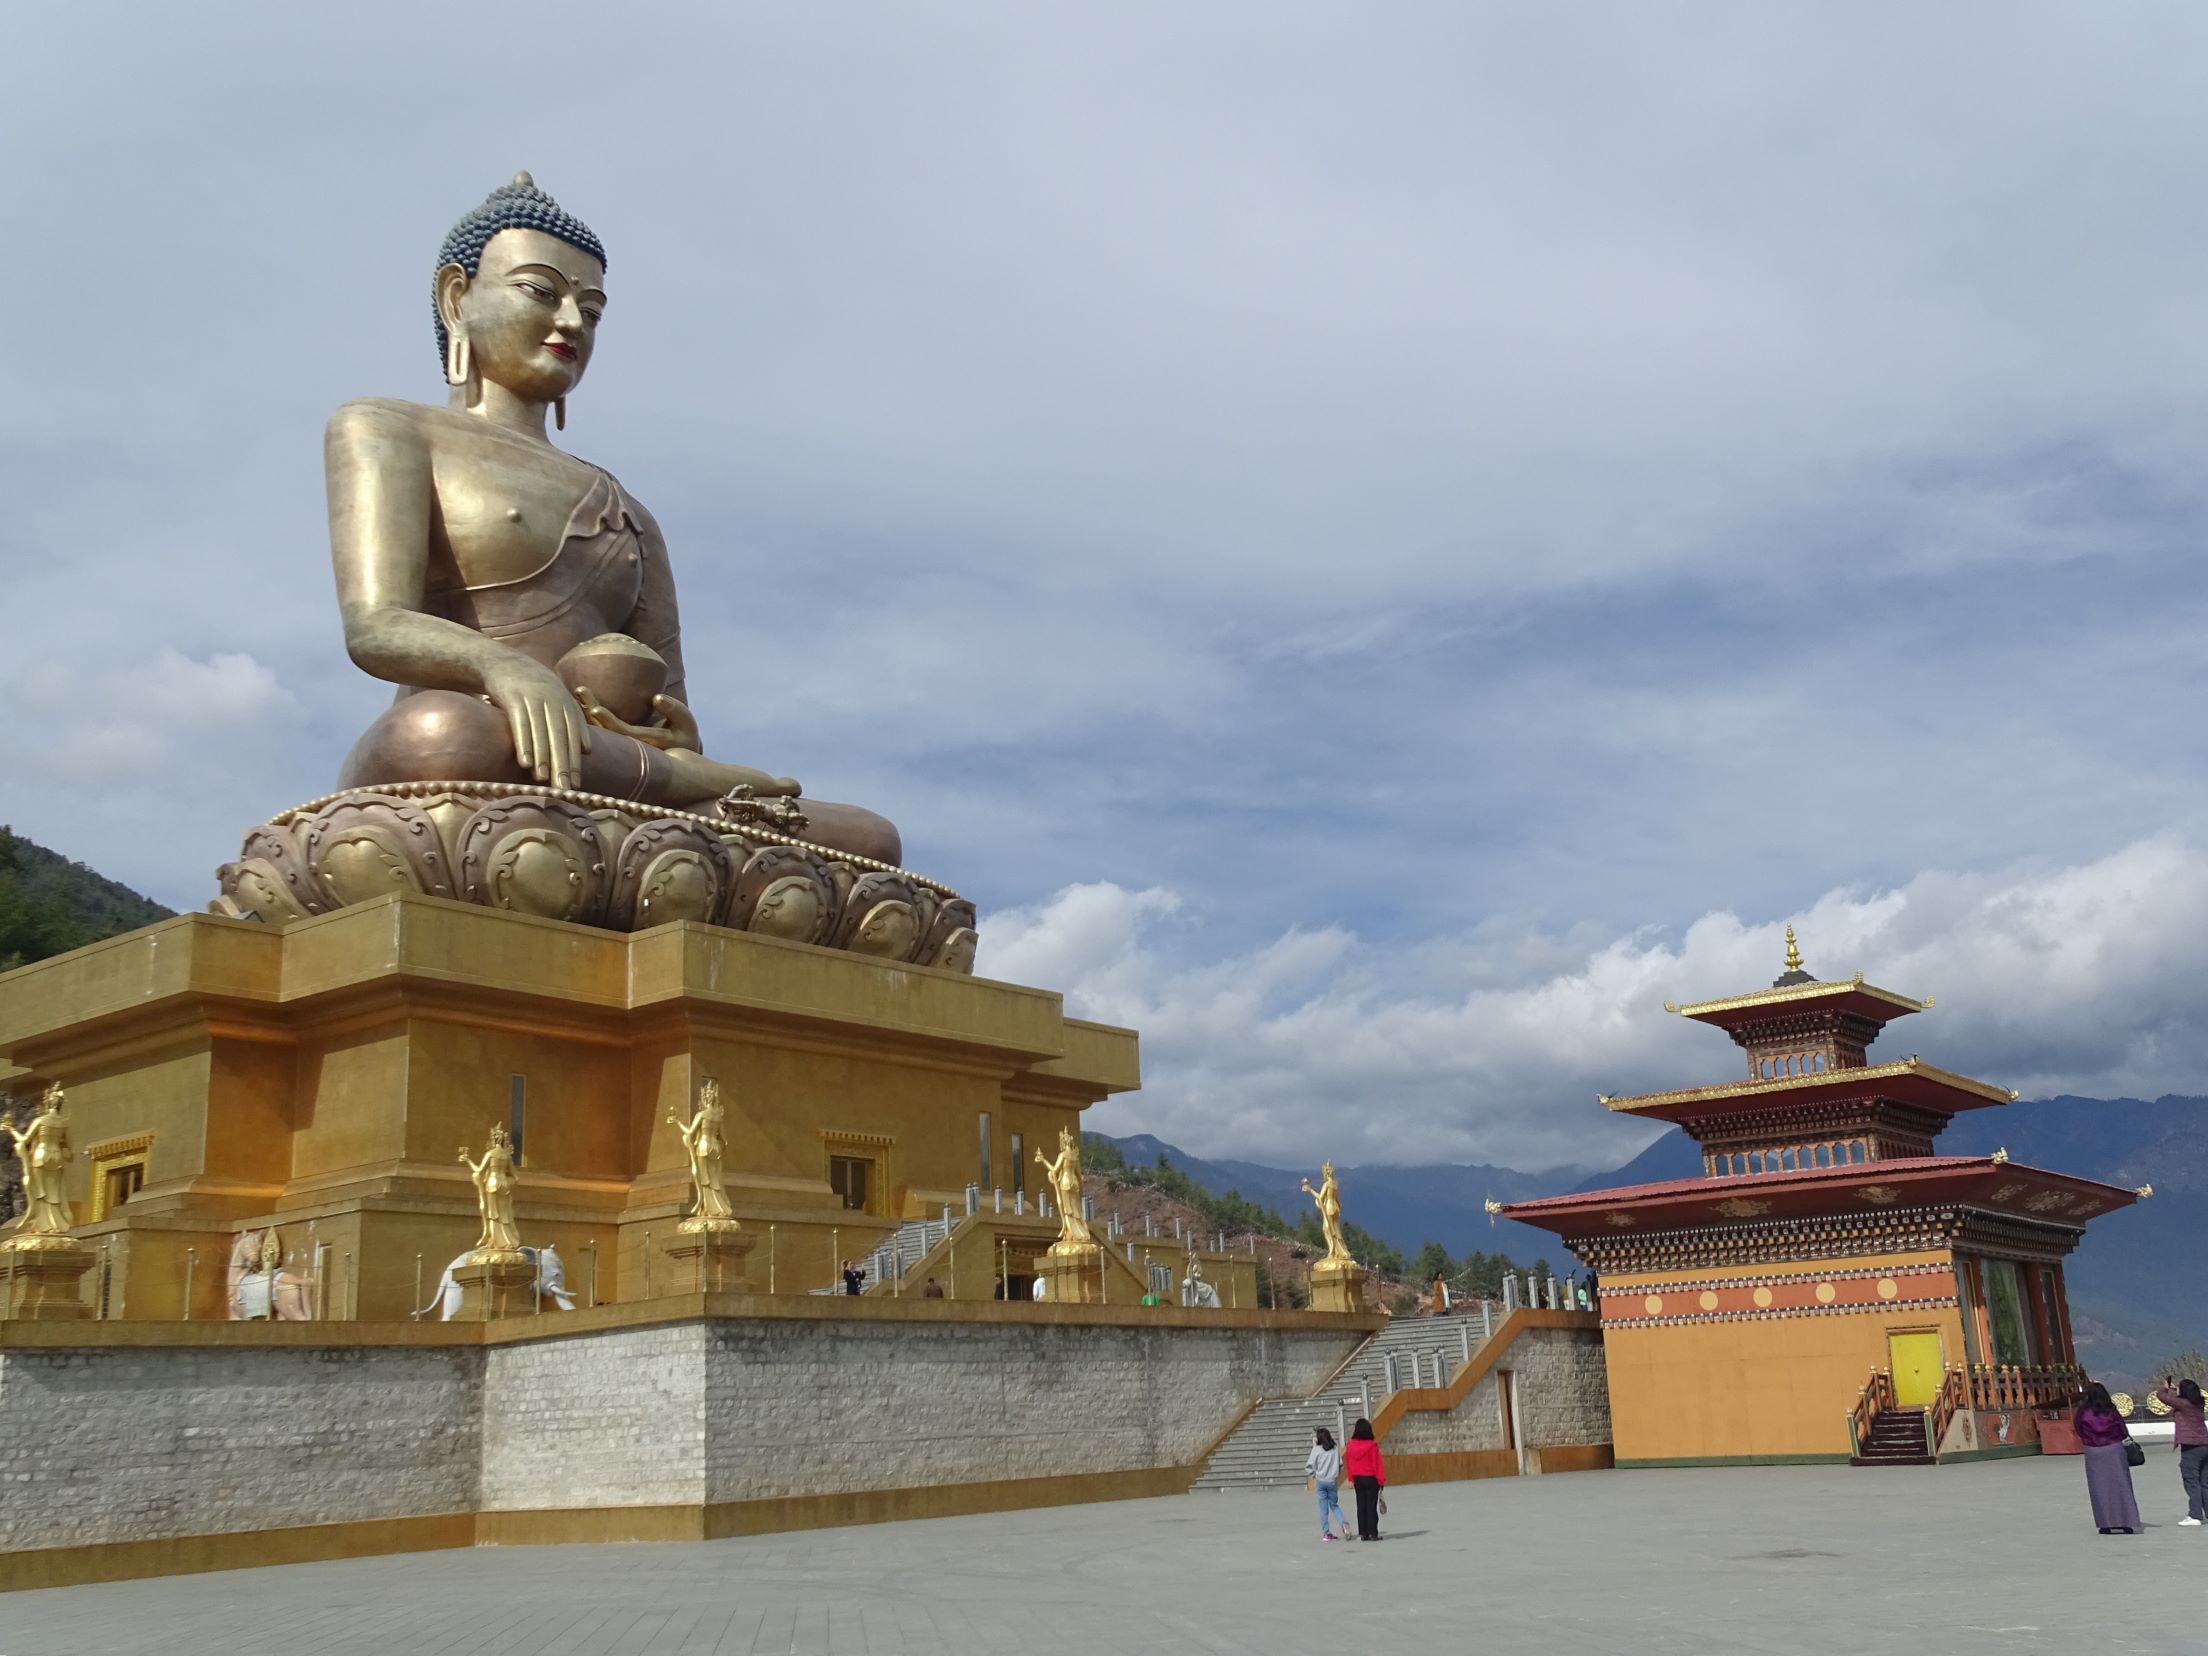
[1667,973,1928,1032]
[1598,1057,2015,1125]
[1500,1155,2140,1238]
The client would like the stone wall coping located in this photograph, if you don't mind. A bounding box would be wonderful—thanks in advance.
[0,1291,1386,1353]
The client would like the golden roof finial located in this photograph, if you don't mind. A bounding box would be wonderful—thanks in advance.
[1783,924,1803,974]
[1990,1147,2009,1165]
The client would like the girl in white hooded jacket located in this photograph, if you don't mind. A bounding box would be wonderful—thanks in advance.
[1306,1427,1346,1540]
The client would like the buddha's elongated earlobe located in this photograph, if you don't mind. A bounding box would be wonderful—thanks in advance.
[445,329,471,389]
[554,397,566,431]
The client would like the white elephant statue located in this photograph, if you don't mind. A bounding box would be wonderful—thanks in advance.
[228,1227,316,1320]
[413,1244,576,1320]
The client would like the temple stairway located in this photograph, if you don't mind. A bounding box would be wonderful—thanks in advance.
[1851,1408,1935,1467]
[1192,1313,1501,1490]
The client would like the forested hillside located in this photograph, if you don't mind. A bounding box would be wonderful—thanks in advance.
[0,828,173,969]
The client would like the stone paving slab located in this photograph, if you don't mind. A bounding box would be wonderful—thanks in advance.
[0,1454,2198,1655]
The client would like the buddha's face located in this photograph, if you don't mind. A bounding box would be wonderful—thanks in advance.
[444,228,606,403]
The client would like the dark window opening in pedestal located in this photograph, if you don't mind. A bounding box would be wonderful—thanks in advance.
[103,1162,144,1212]
[829,1155,874,1214]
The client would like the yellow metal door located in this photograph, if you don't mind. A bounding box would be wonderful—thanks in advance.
[1888,1331,1943,1408]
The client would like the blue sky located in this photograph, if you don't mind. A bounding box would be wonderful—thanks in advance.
[4,6,2205,1171]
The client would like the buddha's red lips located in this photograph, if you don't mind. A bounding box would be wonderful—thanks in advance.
[546,342,577,360]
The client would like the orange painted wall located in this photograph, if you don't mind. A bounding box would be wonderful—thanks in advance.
[1600,1248,1966,1462]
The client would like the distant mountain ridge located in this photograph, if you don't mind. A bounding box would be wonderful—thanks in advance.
[1098,1095,2207,1381]
[0,828,173,970]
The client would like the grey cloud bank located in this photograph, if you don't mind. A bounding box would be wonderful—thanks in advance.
[2,5,2202,1169]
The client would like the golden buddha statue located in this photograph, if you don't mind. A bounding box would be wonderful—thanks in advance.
[214,175,977,963]
[328,173,897,866]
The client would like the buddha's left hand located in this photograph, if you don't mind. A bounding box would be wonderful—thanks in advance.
[572,684,699,753]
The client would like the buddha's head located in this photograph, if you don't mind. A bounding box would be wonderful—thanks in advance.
[434,173,607,409]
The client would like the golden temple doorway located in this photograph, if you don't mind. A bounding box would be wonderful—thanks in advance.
[1888,1331,1944,1408]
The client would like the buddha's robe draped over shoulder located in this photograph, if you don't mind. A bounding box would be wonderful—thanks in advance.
[398,467,683,696]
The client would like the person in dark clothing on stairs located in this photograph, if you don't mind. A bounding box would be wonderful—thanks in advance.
[1345,1418,1386,1541]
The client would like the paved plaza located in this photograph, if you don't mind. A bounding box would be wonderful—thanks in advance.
[2,1455,2198,1655]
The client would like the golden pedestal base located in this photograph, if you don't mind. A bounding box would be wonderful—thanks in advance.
[1036,1242,1107,1305]
[1308,1257,1367,1313]
[0,894,1142,1320]
[452,1251,537,1320]
[667,1223,756,1294]
[0,1237,98,1321]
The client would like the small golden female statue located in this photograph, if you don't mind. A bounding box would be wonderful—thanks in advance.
[1035,1128,1093,1248]
[1301,1161,1354,1265]
[458,1123,522,1257]
[1,1086,76,1241]
[667,1079,736,1231]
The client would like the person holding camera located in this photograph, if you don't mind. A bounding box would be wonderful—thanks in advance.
[2152,1375,2208,1526]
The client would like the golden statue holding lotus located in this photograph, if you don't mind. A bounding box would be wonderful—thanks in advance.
[1,1087,76,1246]
[1301,1160,1367,1312]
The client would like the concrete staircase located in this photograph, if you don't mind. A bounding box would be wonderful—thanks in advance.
[805,1212,961,1296]
[1192,1311,1500,1490]
[1851,1408,1935,1467]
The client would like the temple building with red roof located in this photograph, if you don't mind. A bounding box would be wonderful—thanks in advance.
[1501,929,2142,1467]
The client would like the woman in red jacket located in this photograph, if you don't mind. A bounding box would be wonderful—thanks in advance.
[1344,1418,1386,1541]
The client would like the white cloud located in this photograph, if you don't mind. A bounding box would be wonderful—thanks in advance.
[0,650,308,902]
[982,837,2208,1174]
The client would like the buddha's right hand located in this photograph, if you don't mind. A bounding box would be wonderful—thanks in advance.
[482,656,592,790]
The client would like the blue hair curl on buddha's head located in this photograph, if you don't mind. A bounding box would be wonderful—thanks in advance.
[432,172,607,365]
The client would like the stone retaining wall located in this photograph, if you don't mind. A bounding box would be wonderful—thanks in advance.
[0,1306,1367,1570]
[0,1345,481,1552]
[1382,1320,1610,1459]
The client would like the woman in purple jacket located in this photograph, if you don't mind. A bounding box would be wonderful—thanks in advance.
[2152,1376,2208,1525]
[2074,1382,2141,1535]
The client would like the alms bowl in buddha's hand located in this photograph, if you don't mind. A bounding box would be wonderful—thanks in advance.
[555,633,669,726]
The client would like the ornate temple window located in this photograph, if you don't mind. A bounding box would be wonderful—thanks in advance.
[819,1128,893,1217]
[1982,1257,2034,1365]
[87,1132,154,1222]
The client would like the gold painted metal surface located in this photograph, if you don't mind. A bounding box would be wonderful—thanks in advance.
[459,1125,524,1258]
[1036,1128,1094,1250]
[1,1085,76,1241]
[0,898,1141,1320]
[670,1080,738,1232]
[203,174,1004,950]
[1301,1161,1354,1265]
